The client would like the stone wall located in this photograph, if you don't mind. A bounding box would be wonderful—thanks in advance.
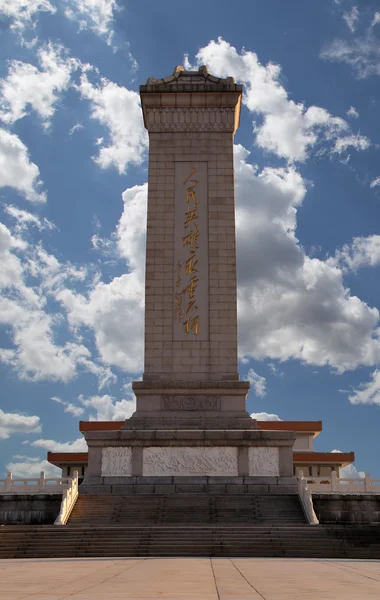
[313,494,380,524]
[0,494,62,525]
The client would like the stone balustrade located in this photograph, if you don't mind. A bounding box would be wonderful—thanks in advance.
[303,471,380,494]
[54,471,79,525]
[0,472,73,494]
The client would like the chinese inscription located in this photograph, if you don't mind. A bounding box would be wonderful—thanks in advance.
[173,162,208,341]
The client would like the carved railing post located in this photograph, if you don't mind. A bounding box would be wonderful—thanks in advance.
[38,471,46,492]
[5,472,12,493]
[331,470,338,492]
[364,472,371,492]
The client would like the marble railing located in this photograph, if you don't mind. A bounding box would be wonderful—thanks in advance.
[54,471,79,525]
[303,471,380,494]
[297,471,319,524]
[0,472,73,494]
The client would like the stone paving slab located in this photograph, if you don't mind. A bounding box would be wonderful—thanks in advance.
[0,557,379,599]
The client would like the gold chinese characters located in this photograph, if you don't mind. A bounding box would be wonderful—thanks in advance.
[173,167,201,336]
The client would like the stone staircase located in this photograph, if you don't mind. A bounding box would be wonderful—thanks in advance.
[1,493,379,559]
[68,494,306,526]
[1,523,380,559]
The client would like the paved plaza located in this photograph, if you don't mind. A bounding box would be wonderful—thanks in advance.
[1,557,380,599]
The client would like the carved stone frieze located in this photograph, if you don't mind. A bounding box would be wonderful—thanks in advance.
[101,447,132,477]
[161,395,221,411]
[143,447,238,476]
[145,107,236,132]
[248,447,279,477]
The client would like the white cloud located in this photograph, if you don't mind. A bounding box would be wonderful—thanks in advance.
[371,12,380,29]
[192,38,362,162]
[4,204,55,232]
[251,412,282,421]
[0,409,41,439]
[51,396,84,417]
[348,369,380,405]
[0,222,111,384]
[79,392,135,420]
[340,464,365,478]
[0,0,56,32]
[0,129,46,202]
[343,6,359,33]
[7,458,60,477]
[27,437,87,452]
[0,43,78,129]
[55,185,146,372]
[69,122,83,136]
[332,133,370,153]
[321,30,380,79]
[246,368,266,397]
[346,106,359,119]
[234,144,380,372]
[332,235,380,272]
[76,73,147,173]
[370,177,380,188]
[63,0,119,45]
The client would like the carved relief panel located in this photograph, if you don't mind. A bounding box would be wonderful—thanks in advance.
[101,447,132,477]
[248,447,279,476]
[143,447,238,476]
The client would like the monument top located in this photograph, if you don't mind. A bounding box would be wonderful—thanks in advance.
[140,64,242,92]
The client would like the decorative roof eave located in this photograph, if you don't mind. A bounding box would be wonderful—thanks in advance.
[78,420,323,434]
[140,64,242,93]
[293,452,355,466]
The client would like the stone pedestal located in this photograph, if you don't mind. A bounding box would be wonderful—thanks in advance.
[81,66,298,495]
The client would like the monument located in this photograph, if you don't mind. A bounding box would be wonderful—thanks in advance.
[81,66,297,493]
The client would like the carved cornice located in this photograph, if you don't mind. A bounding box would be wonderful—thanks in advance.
[145,107,236,132]
[133,380,250,390]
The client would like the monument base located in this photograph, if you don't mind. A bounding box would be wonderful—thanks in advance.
[81,426,297,494]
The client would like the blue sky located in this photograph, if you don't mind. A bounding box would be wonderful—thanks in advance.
[1,0,380,478]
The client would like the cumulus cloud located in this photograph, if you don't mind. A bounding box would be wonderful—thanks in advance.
[251,412,282,421]
[370,177,380,188]
[0,0,56,32]
[7,458,60,477]
[79,391,135,420]
[0,43,78,129]
[0,129,46,202]
[0,219,115,384]
[76,73,147,173]
[63,0,119,45]
[191,38,366,162]
[54,185,146,372]
[246,368,266,397]
[234,144,380,372]
[0,409,41,439]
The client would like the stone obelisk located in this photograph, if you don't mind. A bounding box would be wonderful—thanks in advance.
[130,65,253,429]
[82,67,296,491]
